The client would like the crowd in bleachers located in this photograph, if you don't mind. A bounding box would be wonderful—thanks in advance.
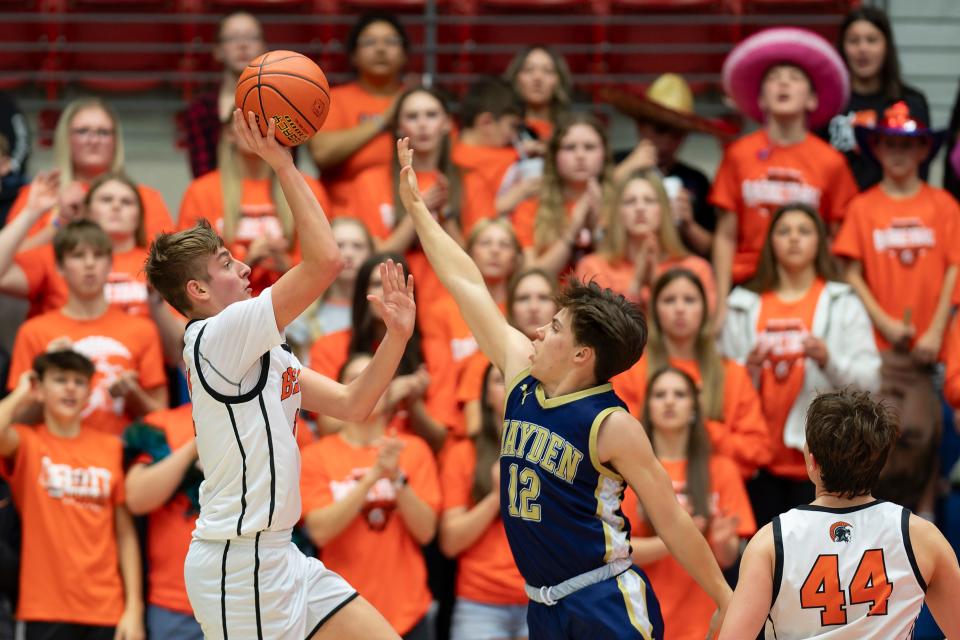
[1,4,960,640]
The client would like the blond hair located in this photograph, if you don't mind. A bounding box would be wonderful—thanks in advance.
[533,113,614,251]
[217,124,295,245]
[145,219,224,316]
[599,170,687,262]
[53,97,125,191]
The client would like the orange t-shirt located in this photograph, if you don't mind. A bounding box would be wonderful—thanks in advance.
[321,82,400,213]
[944,315,960,408]
[8,182,173,243]
[451,143,517,238]
[574,252,718,313]
[300,432,441,634]
[178,170,331,295]
[710,130,858,284]
[622,456,756,640]
[132,404,197,615]
[1,424,125,625]
[456,353,491,408]
[755,279,825,479]
[8,308,167,436]
[526,118,553,142]
[833,183,960,352]
[439,439,526,604]
[14,245,151,319]
[612,355,770,477]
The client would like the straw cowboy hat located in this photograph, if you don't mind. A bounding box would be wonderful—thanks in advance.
[602,74,738,139]
[855,99,946,166]
[722,27,849,129]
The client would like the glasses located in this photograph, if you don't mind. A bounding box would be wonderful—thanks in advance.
[70,127,115,139]
[357,36,403,49]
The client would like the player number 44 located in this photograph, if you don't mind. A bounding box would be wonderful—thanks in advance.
[799,549,893,626]
[507,463,542,522]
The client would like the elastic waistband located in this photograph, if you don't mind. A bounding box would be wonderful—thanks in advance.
[525,558,632,606]
[193,529,292,548]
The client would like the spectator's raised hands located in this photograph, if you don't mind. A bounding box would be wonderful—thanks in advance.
[23,170,60,218]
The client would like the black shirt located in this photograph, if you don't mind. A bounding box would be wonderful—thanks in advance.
[817,86,930,191]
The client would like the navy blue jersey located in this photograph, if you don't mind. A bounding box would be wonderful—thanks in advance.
[499,369,633,588]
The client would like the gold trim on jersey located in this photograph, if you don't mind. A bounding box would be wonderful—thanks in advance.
[505,367,532,411]
[535,379,614,409]
[617,570,654,640]
[589,407,625,480]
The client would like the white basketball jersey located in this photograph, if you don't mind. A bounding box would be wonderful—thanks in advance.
[766,500,926,639]
[184,287,304,540]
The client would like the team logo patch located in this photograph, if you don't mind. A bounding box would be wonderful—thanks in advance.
[829,521,852,543]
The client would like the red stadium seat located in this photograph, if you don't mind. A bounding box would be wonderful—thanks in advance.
[0,0,55,90]
[734,0,860,42]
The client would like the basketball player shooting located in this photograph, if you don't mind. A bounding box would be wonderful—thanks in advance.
[397,137,732,639]
[144,111,405,640]
[719,389,960,639]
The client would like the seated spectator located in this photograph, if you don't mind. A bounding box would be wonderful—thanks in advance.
[309,12,409,215]
[623,366,755,640]
[613,269,770,478]
[421,220,521,436]
[834,100,958,513]
[452,77,525,231]
[177,119,331,296]
[309,254,453,450]
[7,221,167,437]
[0,351,143,640]
[7,97,173,250]
[0,91,29,223]
[720,203,880,526]
[440,363,527,640]
[574,169,715,311]
[123,403,201,640]
[1,172,152,318]
[348,87,494,305]
[514,114,614,276]
[607,74,735,257]
[184,11,267,179]
[300,352,441,639]
[504,44,571,143]
[459,268,559,437]
[712,28,858,320]
[288,217,374,361]
[822,6,931,190]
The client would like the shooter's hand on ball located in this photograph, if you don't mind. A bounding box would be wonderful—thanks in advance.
[232,109,293,170]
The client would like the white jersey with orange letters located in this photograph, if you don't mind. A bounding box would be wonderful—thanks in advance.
[766,500,925,639]
[182,287,355,640]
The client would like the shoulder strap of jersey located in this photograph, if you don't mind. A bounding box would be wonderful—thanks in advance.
[194,324,271,404]
[771,515,784,609]
[900,507,928,593]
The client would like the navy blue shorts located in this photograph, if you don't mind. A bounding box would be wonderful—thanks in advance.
[527,566,664,640]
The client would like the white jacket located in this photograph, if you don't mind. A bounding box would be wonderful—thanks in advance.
[719,281,881,451]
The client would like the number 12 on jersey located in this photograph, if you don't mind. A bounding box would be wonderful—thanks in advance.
[800,549,893,626]
[507,463,542,522]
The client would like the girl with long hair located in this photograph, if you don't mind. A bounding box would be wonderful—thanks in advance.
[7,97,172,251]
[575,170,715,311]
[504,44,572,142]
[612,268,770,478]
[720,203,880,525]
[823,6,931,189]
[287,216,374,360]
[177,118,331,296]
[511,113,614,276]
[622,366,754,640]
[440,363,528,640]
[300,351,441,640]
[309,253,452,451]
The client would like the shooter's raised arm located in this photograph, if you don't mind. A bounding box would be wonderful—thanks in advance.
[397,137,532,379]
[233,109,343,330]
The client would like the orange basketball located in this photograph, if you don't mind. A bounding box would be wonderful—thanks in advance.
[235,50,331,147]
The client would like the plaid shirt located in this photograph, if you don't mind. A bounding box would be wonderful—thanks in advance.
[184,89,221,179]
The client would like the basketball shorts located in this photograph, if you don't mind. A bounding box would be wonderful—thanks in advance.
[527,566,664,640]
[185,530,357,640]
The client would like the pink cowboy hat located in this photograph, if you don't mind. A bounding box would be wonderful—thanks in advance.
[722,27,849,129]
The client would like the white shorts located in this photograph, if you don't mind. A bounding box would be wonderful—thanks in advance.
[185,530,356,640]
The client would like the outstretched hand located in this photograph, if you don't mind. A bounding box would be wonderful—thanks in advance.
[367,259,416,340]
[397,137,424,212]
[232,109,293,170]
